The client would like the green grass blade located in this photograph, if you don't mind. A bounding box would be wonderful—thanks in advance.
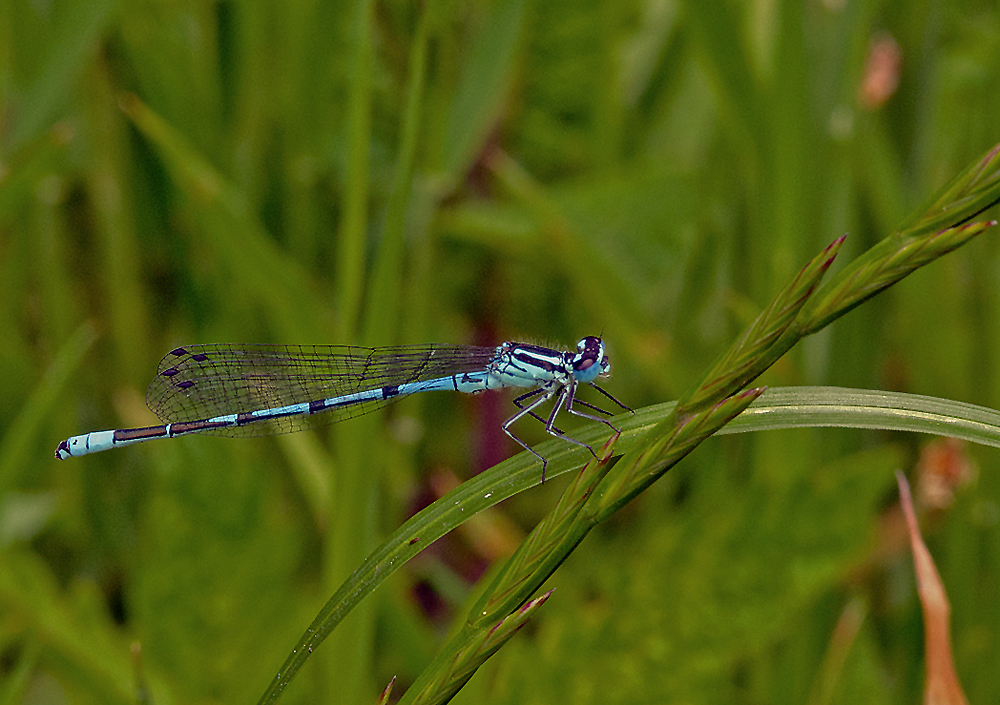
[256,384,1000,702]
[362,4,431,346]
[727,386,1000,447]
[0,322,96,492]
[440,0,527,180]
[336,0,375,341]
[5,0,119,150]
[120,94,321,339]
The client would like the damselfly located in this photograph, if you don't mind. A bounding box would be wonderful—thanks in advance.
[55,336,630,478]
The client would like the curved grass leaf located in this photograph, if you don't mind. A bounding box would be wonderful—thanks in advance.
[256,385,1000,703]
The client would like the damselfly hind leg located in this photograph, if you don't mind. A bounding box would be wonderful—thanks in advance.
[503,388,559,481]
[513,387,567,435]
[505,380,632,483]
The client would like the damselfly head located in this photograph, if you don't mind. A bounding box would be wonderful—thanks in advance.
[571,336,610,382]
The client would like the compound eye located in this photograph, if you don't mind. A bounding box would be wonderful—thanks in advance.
[577,336,601,353]
[572,336,604,371]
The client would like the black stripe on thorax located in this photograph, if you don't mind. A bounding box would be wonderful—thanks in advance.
[512,349,561,372]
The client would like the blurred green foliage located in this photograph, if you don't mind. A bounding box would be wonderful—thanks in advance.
[1,0,998,703]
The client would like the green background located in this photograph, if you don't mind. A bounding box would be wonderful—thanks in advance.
[1,0,999,703]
